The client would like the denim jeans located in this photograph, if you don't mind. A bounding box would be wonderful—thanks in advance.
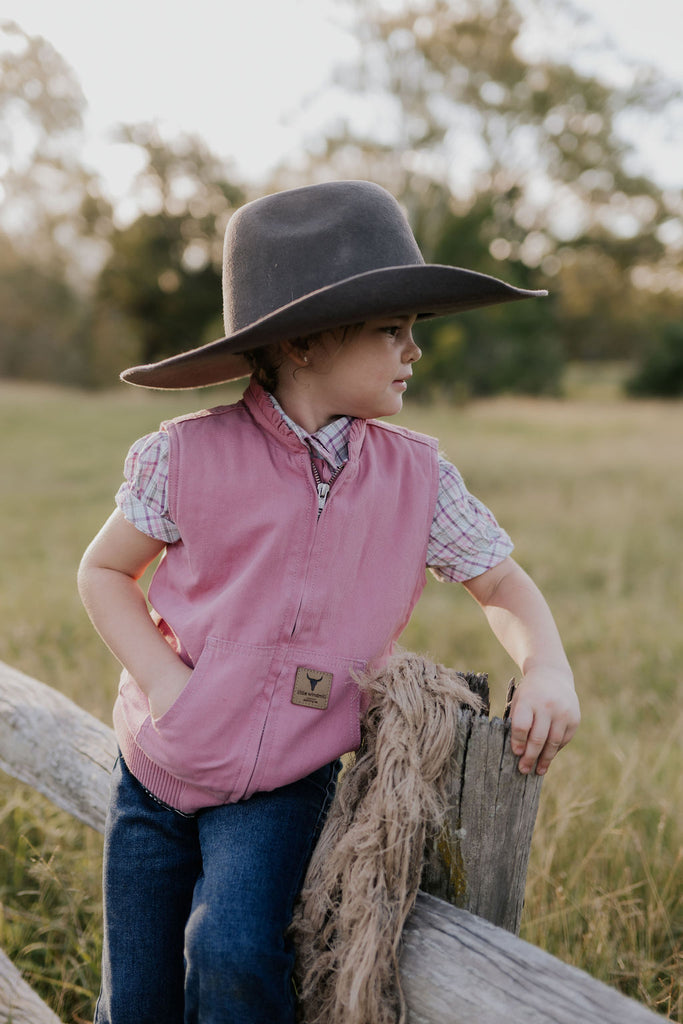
[95,754,339,1024]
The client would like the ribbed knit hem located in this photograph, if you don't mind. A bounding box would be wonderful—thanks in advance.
[115,714,229,814]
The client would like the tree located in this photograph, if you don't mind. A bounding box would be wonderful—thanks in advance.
[0,20,112,277]
[0,22,112,384]
[626,322,683,397]
[0,25,246,388]
[90,126,247,383]
[289,0,682,394]
[0,231,88,383]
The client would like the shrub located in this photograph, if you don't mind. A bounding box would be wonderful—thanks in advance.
[626,323,683,398]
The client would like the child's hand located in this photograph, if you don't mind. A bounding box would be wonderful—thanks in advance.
[508,667,580,775]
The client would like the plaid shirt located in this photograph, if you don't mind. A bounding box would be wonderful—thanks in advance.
[116,395,513,583]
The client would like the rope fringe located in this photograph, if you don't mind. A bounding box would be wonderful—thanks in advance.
[291,651,482,1024]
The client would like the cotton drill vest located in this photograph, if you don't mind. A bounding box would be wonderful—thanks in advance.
[113,381,439,812]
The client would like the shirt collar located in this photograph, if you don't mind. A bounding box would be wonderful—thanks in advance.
[266,392,353,470]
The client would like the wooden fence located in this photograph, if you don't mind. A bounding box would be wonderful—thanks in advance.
[0,659,670,1023]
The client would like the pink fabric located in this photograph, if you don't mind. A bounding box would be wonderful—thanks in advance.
[116,406,513,582]
[114,381,440,812]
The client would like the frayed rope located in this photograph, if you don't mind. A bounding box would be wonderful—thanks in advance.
[290,650,482,1024]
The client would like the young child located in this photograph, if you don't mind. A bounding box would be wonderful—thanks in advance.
[78,180,579,1024]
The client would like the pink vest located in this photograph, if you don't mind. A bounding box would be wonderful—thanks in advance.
[114,381,439,812]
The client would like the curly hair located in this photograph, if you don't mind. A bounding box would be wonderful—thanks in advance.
[244,324,363,392]
[243,336,315,393]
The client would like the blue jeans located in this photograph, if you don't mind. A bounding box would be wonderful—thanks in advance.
[95,754,339,1024]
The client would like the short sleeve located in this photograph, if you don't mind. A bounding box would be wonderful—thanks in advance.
[427,455,514,582]
[115,430,181,544]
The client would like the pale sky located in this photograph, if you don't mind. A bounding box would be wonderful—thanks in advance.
[2,0,682,214]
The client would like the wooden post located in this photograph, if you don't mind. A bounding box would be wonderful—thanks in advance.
[400,893,668,1024]
[0,660,116,833]
[0,950,62,1024]
[421,674,543,934]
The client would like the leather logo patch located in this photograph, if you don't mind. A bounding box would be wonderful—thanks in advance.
[292,667,333,710]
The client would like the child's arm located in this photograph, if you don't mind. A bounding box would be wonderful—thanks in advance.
[463,555,579,775]
[78,509,192,719]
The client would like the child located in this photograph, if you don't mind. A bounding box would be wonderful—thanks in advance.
[78,180,579,1024]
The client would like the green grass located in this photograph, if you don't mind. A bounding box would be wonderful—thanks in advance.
[1,379,681,1021]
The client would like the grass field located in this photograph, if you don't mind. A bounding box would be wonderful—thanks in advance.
[0,378,681,1021]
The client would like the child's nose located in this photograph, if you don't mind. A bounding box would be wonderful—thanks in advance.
[404,334,422,362]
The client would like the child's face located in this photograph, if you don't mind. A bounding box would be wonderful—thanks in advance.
[304,315,421,423]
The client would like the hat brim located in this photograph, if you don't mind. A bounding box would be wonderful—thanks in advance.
[121,264,546,389]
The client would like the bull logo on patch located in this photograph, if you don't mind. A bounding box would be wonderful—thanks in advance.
[292,667,333,709]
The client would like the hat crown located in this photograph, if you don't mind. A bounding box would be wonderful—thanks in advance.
[223,180,424,334]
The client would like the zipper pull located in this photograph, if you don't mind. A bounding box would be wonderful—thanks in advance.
[317,481,330,515]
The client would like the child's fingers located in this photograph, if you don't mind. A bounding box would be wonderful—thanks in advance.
[509,673,580,774]
[534,721,572,775]
[515,715,578,776]
[515,713,552,775]
[510,700,537,772]
[510,699,533,757]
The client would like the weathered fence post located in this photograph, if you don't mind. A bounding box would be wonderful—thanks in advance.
[421,674,543,934]
[0,949,62,1024]
[0,660,117,831]
[399,893,669,1024]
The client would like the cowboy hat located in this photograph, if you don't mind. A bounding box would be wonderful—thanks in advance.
[121,180,546,389]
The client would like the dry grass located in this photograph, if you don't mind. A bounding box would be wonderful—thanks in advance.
[399,394,683,1021]
[0,378,681,1020]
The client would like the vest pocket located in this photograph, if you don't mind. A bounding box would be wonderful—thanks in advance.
[135,636,277,800]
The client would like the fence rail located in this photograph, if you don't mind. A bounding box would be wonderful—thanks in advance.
[0,659,670,1024]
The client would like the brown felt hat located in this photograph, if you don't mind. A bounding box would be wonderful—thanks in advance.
[121,180,546,389]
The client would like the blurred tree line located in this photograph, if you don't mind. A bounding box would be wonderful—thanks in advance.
[0,2,681,398]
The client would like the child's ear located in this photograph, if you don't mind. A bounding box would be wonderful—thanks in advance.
[280,339,310,368]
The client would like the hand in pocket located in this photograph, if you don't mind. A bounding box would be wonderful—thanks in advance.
[146,660,194,721]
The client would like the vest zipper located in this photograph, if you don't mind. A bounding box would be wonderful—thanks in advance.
[289,458,344,640]
[310,458,343,519]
